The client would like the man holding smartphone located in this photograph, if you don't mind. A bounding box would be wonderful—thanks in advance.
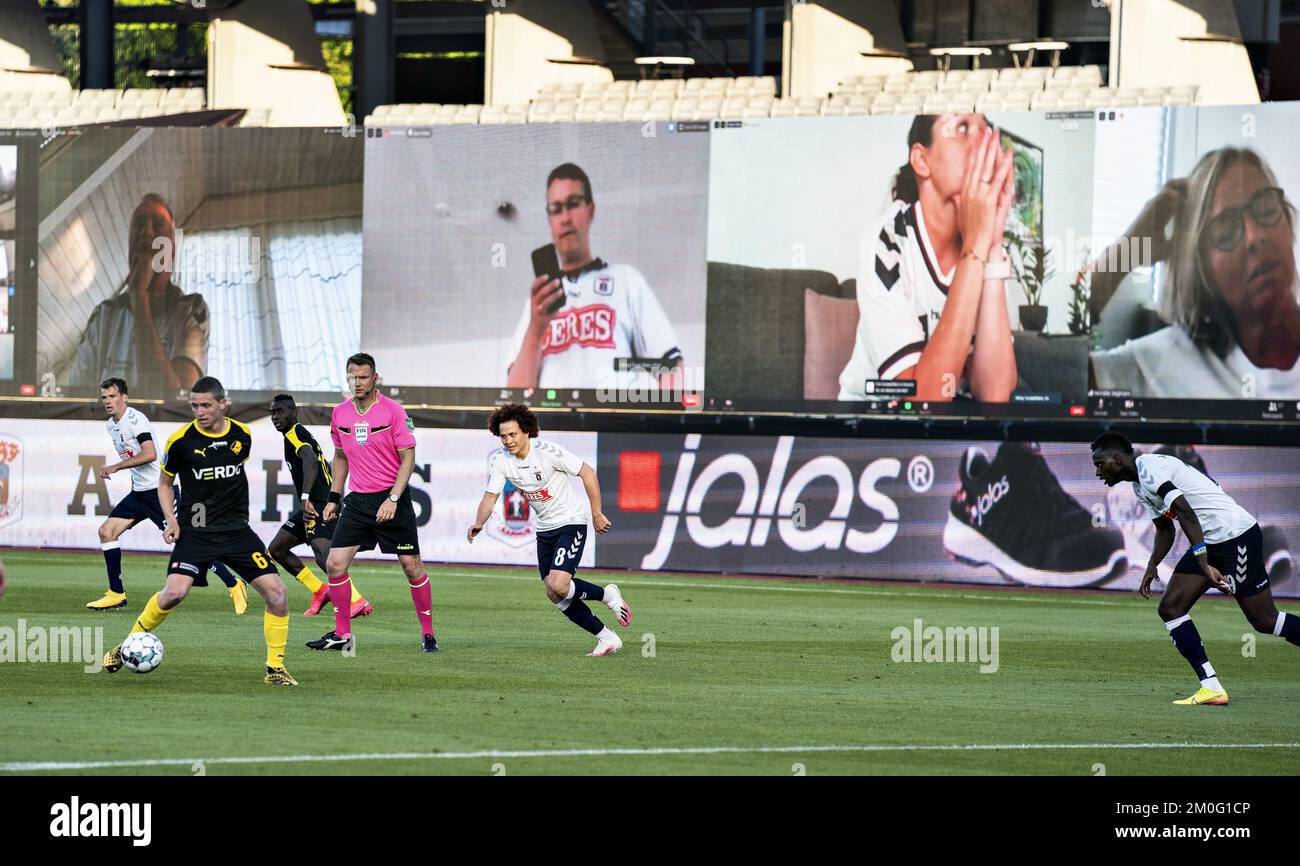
[506,163,682,391]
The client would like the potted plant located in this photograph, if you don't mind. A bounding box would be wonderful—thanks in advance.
[1007,232,1050,332]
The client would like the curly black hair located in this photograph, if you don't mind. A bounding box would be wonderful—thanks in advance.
[488,403,539,437]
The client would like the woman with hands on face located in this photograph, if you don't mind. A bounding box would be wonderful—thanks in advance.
[839,114,1019,403]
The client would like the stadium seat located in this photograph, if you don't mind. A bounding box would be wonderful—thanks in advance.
[670,98,697,121]
[1085,88,1116,108]
[869,95,898,114]
[620,98,650,121]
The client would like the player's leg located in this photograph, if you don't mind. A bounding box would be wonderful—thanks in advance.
[398,553,438,652]
[269,519,327,615]
[102,572,195,672]
[1236,588,1300,646]
[89,515,137,610]
[308,519,371,619]
[1158,568,1227,704]
[247,572,296,686]
[220,530,296,685]
[309,492,386,649]
[538,526,622,655]
[306,543,361,650]
[1231,524,1300,648]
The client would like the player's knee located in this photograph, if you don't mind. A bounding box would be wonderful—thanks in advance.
[265,585,288,615]
[268,538,289,561]
[543,571,569,597]
[402,561,424,581]
[325,554,348,578]
[98,522,118,543]
[1157,599,1185,622]
[158,587,185,608]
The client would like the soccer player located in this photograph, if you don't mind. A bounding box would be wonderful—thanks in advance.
[267,394,372,619]
[467,403,630,656]
[1091,431,1300,704]
[102,377,297,686]
[87,377,247,614]
[307,353,434,653]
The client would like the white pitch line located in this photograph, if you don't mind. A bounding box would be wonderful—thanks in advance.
[4,742,1297,773]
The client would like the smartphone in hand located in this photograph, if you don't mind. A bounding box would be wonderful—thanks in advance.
[531,243,565,315]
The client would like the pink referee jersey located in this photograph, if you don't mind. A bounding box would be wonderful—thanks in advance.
[330,393,417,493]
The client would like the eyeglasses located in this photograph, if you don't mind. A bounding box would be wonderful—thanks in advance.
[546,194,590,216]
[1205,187,1287,252]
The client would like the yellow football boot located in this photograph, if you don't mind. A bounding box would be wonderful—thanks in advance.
[87,591,128,611]
[1173,687,1229,706]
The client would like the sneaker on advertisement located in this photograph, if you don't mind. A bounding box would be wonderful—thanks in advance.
[943,442,1127,587]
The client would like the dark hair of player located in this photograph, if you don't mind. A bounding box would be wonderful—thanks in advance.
[191,376,227,402]
[546,162,593,203]
[1090,431,1134,455]
[272,393,295,406]
[488,403,540,438]
[346,352,376,373]
[100,377,128,395]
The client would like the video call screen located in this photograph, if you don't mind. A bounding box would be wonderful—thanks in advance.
[8,106,1298,425]
[361,122,709,405]
[34,127,362,400]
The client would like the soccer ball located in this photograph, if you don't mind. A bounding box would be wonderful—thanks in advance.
[121,632,164,674]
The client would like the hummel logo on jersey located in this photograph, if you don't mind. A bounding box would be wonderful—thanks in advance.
[192,464,242,481]
[542,303,616,355]
[965,476,1010,527]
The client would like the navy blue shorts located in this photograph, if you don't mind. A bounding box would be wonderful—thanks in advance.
[536,524,588,578]
[109,489,169,530]
[1173,523,1270,597]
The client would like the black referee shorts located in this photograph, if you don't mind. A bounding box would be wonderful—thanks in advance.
[332,488,420,555]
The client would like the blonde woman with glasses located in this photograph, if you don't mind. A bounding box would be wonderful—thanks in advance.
[1090,148,1300,398]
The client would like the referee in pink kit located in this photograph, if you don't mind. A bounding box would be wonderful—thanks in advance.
[307,353,438,653]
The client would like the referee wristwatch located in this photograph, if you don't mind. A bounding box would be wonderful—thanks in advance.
[388,492,400,503]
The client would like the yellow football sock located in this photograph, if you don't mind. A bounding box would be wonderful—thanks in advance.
[131,593,170,633]
[350,582,362,604]
[294,566,323,593]
[264,611,289,669]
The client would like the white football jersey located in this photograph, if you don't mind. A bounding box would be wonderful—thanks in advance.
[1132,452,1256,544]
[106,406,160,491]
[485,438,588,531]
[509,260,681,390]
[839,199,958,400]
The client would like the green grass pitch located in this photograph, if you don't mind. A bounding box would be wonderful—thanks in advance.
[1,551,1297,775]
